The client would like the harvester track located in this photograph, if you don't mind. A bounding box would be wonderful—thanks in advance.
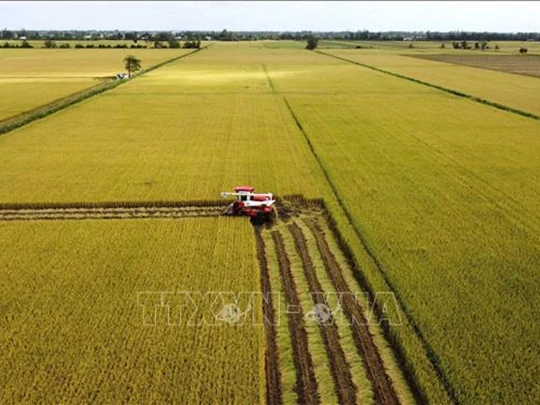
[272,230,320,405]
[288,222,357,404]
[306,219,400,405]
[255,229,282,405]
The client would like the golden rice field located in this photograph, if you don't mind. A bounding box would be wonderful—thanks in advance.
[0,41,539,404]
[324,48,540,116]
[0,218,263,403]
[0,48,188,120]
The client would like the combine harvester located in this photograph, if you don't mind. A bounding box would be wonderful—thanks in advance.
[221,186,275,224]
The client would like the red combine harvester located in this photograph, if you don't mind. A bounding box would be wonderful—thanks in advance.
[221,186,275,224]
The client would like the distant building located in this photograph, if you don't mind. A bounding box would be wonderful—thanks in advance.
[204,36,212,41]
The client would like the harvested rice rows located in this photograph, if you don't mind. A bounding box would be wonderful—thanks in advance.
[269,49,540,404]
[257,199,413,404]
[255,230,282,405]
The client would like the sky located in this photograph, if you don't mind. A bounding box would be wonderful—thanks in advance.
[1,1,539,32]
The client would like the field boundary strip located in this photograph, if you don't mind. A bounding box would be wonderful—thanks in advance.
[0,47,206,137]
[262,64,277,93]
[315,50,540,122]
[282,97,457,404]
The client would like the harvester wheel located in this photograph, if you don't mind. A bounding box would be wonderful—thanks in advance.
[250,212,266,226]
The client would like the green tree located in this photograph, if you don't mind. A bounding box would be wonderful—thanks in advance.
[168,38,181,48]
[44,39,57,48]
[124,55,142,77]
[305,35,318,50]
[1,29,14,39]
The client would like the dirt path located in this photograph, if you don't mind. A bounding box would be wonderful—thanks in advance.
[288,223,357,404]
[272,230,320,405]
[255,229,282,405]
[306,219,400,405]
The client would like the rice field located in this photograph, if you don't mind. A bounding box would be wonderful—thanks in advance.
[0,41,538,404]
[0,48,188,120]
[323,49,540,116]
[0,217,263,403]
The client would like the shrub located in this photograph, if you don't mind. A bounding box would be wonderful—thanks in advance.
[44,39,57,48]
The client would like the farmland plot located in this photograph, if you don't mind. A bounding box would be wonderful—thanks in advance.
[270,52,540,403]
[0,217,264,403]
[2,42,538,404]
[257,197,414,405]
[0,48,188,120]
[412,54,540,79]
[324,50,540,116]
[0,44,424,403]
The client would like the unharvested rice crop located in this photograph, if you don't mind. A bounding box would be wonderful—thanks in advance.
[324,49,540,116]
[0,217,264,403]
[273,52,540,403]
[0,48,189,120]
[1,42,538,404]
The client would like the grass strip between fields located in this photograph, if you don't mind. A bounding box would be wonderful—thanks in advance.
[262,64,277,93]
[282,96,458,404]
[0,47,206,137]
[315,50,540,122]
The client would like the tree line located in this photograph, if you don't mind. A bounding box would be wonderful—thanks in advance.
[2,28,539,42]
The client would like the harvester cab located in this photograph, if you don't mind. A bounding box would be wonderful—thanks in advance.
[221,186,275,224]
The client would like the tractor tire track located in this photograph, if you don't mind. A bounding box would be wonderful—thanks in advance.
[255,229,282,405]
[288,223,357,405]
[306,219,400,405]
[272,230,320,405]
